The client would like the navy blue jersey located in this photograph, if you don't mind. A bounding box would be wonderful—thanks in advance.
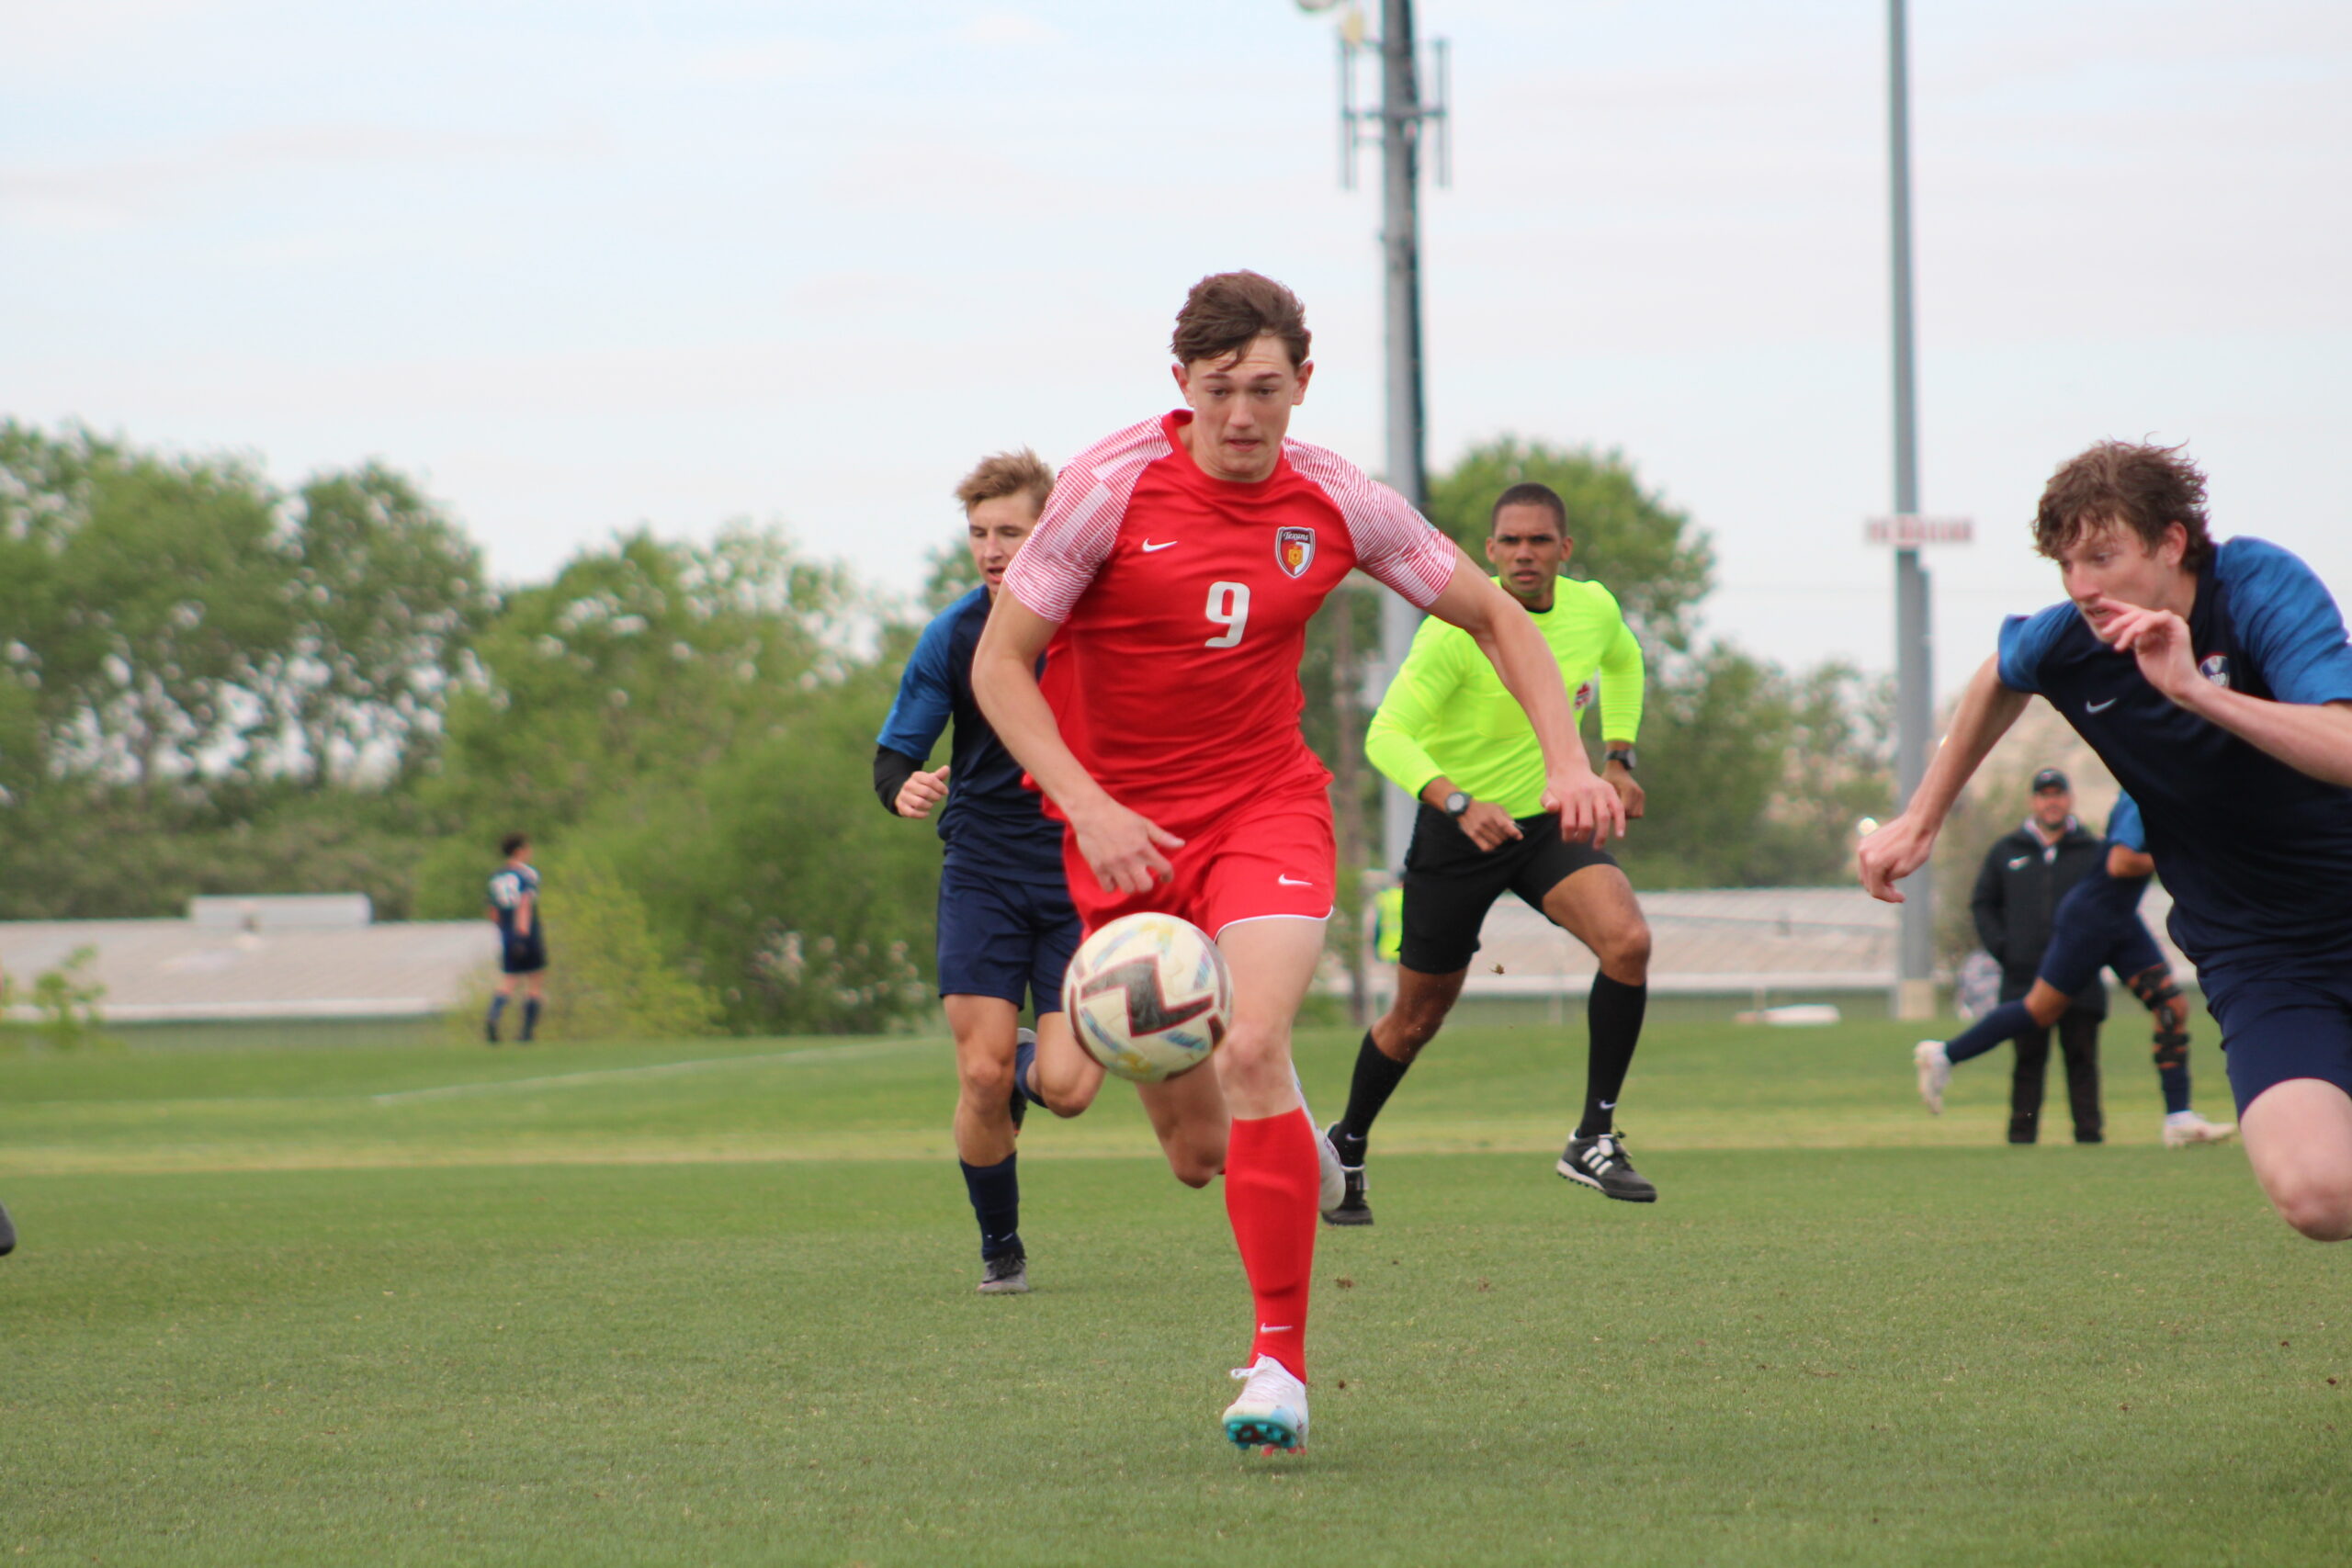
[876,586,1064,883]
[1998,537,2352,966]
[487,863,541,940]
[2052,792,2152,938]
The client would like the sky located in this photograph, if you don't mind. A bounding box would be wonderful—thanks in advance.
[6,1,2348,697]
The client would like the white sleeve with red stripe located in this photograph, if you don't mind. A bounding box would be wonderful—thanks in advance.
[1001,418,1172,623]
[1284,441,1458,608]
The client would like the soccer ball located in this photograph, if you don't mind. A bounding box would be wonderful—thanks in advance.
[1062,912,1232,1083]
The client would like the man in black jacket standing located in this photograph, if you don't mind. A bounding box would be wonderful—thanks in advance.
[1971,768,2109,1143]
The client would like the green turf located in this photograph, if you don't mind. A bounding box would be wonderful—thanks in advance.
[3,1015,2344,1565]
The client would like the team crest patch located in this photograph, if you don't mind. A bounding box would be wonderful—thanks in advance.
[1276,526,1317,579]
[1572,681,1596,711]
[2199,653,2232,689]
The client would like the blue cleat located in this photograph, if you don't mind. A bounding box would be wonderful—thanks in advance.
[1223,1354,1308,1452]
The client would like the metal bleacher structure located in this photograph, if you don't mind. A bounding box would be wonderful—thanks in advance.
[1408,882,2189,1006]
[0,897,499,1026]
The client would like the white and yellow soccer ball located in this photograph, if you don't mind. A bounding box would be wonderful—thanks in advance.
[1062,912,1232,1083]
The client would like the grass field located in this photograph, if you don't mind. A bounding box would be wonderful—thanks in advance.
[5,1010,2347,1565]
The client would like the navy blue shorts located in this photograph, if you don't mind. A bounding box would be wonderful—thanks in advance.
[501,931,548,976]
[2039,913,2165,1000]
[2199,959,2352,1114]
[935,860,1079,1013]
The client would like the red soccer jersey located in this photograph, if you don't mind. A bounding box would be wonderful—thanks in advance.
[1003,411,1457,833]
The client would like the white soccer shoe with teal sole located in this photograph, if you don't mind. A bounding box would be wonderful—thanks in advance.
[1223,1354,1308,1453]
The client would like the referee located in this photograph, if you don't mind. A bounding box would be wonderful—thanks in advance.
[1322,481,1656,1222]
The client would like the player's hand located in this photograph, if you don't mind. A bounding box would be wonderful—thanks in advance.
[2092,597,2201,706]
[1454,801,1524,852]
[894,764,950,818]
[1857,812,1936,903]
[1543,770,1625,848]
[1069,797,1185,896]
[1604,761,1646,820]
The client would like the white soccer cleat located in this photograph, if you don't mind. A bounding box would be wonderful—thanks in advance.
[1914,1040,1951,1115]
[1223,1354,1308,1452]
[2163,1111,2237,1147]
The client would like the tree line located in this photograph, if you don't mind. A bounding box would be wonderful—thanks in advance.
[0,420,1891,1034]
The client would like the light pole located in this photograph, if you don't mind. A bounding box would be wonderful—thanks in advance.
[1886,0,1937,1020]
[1299,0,1448,874]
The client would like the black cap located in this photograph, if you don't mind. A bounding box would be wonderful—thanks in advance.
[2031,768,2070,794]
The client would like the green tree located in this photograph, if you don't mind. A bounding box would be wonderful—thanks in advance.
[532,849,720,1041]
[276,464,491,786]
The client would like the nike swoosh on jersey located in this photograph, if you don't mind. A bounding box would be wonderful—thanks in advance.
[1276,874,1313,886]
[2086,697,2118,713]
[1140,539,1179,552]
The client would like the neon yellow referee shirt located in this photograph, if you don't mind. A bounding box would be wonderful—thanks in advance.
[1365,575,1644,818]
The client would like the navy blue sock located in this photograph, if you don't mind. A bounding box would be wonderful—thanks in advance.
[1014,1032,1047,1108]
[521,998,541,1042]
[485,994,508,1039]
[960,1154,1022,1260]
[1946,998,2035,1065]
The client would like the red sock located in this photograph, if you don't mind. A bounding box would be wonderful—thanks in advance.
[1225,1107,1318,1382]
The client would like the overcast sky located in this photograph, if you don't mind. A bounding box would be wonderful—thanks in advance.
[7,1,2347,695]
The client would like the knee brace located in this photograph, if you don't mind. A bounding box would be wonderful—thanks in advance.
[2128,967,2188,1034]
[2152,1030,2189,1070]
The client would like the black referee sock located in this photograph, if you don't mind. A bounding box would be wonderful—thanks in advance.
[1576,975,1648,1139]
[1336,1031,1410,1156]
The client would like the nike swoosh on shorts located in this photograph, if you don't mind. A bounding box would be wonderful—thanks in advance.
[2086,697,2117,713]
[1277,874,1312,886]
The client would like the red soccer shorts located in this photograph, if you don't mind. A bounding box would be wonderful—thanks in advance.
[1064,786,1336,940]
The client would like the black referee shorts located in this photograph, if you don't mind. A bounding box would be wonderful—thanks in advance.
[1398,805,1617,976]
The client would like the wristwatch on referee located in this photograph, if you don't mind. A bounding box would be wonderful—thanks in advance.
[1442,790,1472,818]
[1605,748,1637,773]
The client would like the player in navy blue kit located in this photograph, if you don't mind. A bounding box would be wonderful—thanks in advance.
[485,833,546,1043]
[876,449,1102,1294]
[1862,440,2352,1240]
[1914,791,2233,1145]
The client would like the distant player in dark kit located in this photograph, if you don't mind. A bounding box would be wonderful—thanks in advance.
[1861,440,2352,1241]
[1327,480,1654,1222]
[0,1197,15,1258]
[485,833,546,1043]
[1916,788,2234,1145]
[876,449,1102,1297]
[973,272,1618,1452]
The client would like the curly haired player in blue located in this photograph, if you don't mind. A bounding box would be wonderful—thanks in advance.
[1862,440,2352,1241]
[1912,789,2233,1145]
[876,449,1102,1296]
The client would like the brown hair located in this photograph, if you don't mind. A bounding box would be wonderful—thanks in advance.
[1170,271,1311,369]
[2033,440,2213,573]
[1490,481,1567,536]
[500,832,529,858]
[954,448,1055,515]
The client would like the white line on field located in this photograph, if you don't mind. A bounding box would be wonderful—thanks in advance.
[370,1039,931,1105]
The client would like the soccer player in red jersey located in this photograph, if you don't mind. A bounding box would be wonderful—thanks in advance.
[972,271,1623,1452]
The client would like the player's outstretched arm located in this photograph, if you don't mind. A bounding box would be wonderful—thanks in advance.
[1423,547,1623,846]
[2098,596,2352,787]
[970,592,1182,894]
[1857,654,2030,902]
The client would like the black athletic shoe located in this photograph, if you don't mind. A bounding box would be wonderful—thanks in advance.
[0,1198,15,1257]
[1557,1130,1657,1202]
[1319,1123,1374,1226]
[977,1247,1029,1295]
